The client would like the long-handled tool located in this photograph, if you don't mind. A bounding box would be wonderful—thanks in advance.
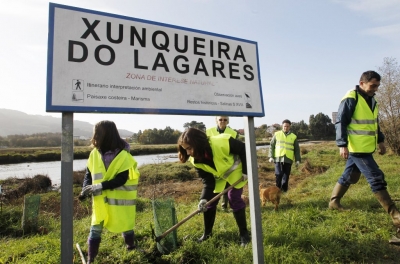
[154,177,244,243]
[76,243,86,264]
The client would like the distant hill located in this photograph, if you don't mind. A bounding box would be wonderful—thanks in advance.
[0,109,134,138]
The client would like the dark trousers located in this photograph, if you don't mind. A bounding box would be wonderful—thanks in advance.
[206,186,245,212]
[275,162,292,192]
[221,183,229,209]
[338,154,387,192]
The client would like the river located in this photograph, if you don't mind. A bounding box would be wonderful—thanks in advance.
[0,145,270,186]
[0,153,179,185]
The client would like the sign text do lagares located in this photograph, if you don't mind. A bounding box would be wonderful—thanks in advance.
[68,18,254,81]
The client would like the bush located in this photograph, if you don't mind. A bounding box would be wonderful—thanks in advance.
[138,162,196,183]
[2,175,52,200]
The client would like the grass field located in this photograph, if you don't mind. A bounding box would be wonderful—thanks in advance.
[1,141,399,263]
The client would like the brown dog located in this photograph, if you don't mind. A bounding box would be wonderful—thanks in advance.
[259,184,282,211]
[241,194,250,206]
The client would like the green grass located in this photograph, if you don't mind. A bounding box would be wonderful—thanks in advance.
[1,142,400,263]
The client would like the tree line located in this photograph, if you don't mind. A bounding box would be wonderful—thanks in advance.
[0,114,335,147]
[1,58,399,154]
[0,109,394,155]
[253,113,336,140]
[0,133,88,148]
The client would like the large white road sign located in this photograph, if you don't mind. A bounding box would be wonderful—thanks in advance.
[47,3,264,116]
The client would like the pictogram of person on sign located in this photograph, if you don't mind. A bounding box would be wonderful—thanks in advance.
[75,80,82,90]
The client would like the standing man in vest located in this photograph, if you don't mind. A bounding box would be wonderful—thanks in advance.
[268,119,301,192]
[207,116,238,212]
[79,121,141,263]
[329,70,400,244]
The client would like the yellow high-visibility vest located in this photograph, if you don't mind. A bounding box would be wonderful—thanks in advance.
[189,133,246,193]
[274,131,297,160]
[206,127,238,139]
[342,90,378,153]
[87,149,140,233]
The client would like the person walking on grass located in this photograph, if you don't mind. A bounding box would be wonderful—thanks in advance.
[329,70,400,244]
[178,128,250,247]
[268,119,301,192]
[79,120,141,263]
[206,116,238,212]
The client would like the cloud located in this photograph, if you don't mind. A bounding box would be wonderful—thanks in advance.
[333,0,400,41]
[333,0,400,21]
[361,23,400,40]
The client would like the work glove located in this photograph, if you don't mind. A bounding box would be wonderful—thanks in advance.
[269,158,274,163]
[198,199,208,212]
[295,161,300,168]
[78,192,87,201]
[80,183,103,197]
[242,174,248,181]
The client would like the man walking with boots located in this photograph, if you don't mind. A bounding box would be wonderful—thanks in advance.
[329,70,400,244]
[268,119,301,192]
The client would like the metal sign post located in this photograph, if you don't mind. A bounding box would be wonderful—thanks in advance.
[244,116,264,263]
[0,185,2,215]
[61,112,74,264]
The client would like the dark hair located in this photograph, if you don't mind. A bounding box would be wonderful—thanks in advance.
[282,119,291,125]
[360,71,381,82]
[91,120,126,152]
[177,128,211,162]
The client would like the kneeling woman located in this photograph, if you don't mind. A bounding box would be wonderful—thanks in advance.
[177,128,250,246]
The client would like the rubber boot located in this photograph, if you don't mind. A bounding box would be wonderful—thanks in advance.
[87,238,101,264]
[233,208,250,247]
[375,190,400,245]
[221,193,229,212]
[275,174,283,189]
[198,209,216,242]
[374,190,400,227]
[389,228,400,245]
[329,183,349,211]
[122,231,136,250]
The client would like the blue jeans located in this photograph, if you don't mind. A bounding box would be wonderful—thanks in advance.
[338,154,387,193]
[89,221,134,239]
[275,162,292,192]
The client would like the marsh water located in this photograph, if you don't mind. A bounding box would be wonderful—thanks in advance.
[0,145,269,186]
[0,153,179,185]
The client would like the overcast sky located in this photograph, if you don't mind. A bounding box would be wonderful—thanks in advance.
[2,0,400,134]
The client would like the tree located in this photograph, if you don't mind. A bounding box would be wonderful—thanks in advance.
[254,124,268,140]
[162,126,181,144]
[376,57,400,155]
[6,133,63,147]
[290,120,310,139]
[267,123,281,136]
[309,113,335,139]
[136,127,181,144]
[183,121,206,131]
[131,130,141,143]
[0,136,9,147]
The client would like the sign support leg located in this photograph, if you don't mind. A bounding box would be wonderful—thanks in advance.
[244,116,265,263]
[61,112,74,264]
